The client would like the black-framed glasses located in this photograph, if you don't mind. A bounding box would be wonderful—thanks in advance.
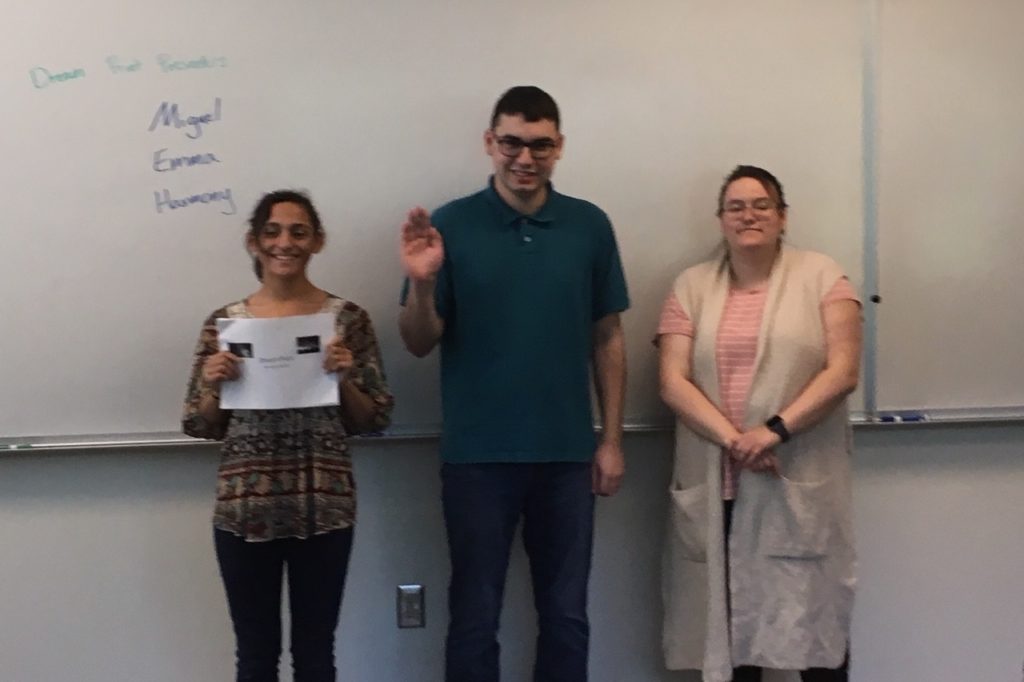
[493,134,560,160]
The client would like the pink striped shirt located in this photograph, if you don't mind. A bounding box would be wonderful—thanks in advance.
[658,277,858,499]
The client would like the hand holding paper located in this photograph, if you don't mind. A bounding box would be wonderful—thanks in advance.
[202,350,241,390]
[323,336,354,377]
[215,313,340,410]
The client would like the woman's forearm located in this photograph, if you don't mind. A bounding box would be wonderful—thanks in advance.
[661,374,739,448]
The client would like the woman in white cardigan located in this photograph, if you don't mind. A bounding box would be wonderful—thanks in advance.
[657,166,862,682]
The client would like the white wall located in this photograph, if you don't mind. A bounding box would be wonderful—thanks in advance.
[1,426,1022,682]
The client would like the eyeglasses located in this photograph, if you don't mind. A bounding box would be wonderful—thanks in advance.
[493,134,560,160]
[722,199,777,217]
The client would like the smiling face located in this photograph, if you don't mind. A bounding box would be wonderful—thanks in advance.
[485,113,562,207]
[719,177,787,253]
[248,201,323,280]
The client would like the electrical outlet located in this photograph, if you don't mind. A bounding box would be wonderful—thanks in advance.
[396,584,425,628]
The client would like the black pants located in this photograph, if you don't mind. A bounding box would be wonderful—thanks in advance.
[732,658,849,682]
[214,527,354,682]
[724,501,849,682]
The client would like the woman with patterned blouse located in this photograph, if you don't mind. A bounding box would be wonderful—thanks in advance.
[182,190,393,682]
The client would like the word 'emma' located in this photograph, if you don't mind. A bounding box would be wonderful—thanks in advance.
[152,148,221,173]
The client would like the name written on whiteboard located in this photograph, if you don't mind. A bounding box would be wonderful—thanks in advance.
[154,188,237,216]
[148,98,222,140]
[152,148,222,173]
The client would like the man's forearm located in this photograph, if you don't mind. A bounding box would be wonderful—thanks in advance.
[399,279,444,357]
[593,316,626,442]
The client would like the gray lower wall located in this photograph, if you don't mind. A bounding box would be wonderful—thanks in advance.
[0,425,1021,681]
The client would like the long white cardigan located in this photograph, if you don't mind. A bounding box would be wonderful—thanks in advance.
[662,247,856,681]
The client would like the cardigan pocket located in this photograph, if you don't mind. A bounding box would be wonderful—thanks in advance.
[669,483,709,562]
[762,477,832,559]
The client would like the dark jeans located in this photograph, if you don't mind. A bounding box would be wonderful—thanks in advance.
[441,462,595,682]
[214,527,354,682]
[724,501,849,682]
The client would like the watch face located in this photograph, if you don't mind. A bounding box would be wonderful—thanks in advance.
[766,416,789,442]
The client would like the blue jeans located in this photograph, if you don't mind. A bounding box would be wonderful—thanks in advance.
[441,462,595,682]
[214,527,353,682]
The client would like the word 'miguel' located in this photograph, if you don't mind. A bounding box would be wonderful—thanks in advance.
[148,98,222,140]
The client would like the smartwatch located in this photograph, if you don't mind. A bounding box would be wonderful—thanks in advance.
[765,415,791,443]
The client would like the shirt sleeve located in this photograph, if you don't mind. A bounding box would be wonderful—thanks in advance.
[182,309,229,440]
[822,276,861,306]
[592,213,630,320]
[339,303,395,434]
[656,291,695,338]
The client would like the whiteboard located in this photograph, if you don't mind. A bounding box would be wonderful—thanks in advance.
[876,0,1024,412]
[0,0,865,439]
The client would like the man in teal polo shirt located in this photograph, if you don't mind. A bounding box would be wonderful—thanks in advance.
[399,85,629,682]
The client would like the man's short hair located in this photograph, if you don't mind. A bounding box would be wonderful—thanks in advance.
[490,86,560,131]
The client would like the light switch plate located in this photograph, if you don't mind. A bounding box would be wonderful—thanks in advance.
[397,584,425,628]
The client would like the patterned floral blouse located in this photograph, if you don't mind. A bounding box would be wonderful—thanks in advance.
[182,295,393,542]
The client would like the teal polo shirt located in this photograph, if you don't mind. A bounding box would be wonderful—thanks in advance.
[413,178,629,464]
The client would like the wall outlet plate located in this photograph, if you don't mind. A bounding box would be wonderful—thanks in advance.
[396,584,425,628]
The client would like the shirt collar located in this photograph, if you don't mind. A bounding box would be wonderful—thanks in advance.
[484,176,558,228]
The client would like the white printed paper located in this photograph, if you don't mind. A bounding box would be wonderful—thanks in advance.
[215,313,339,410]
